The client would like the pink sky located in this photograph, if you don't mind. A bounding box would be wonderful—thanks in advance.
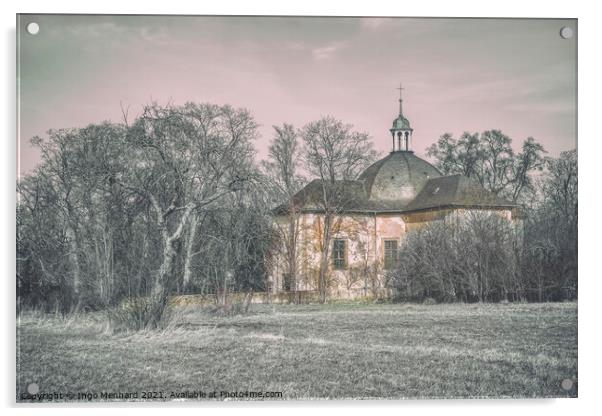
[17,15,576,175]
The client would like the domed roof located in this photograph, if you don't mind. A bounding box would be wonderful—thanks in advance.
[392,115,412,130]
[358,151,441,204]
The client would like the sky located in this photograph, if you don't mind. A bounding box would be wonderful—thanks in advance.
[17,15,577,175]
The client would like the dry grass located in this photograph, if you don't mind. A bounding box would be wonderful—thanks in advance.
[16,302,577,401]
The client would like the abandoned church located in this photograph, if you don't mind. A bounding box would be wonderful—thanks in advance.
[270,92,520,300]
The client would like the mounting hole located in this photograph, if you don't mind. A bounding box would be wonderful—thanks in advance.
[561,378,573,390]
[27,383,39,394]
[559,26,573,39]
[26,22,40,35]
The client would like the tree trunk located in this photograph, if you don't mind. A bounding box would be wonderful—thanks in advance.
[148,237,177,328]
[182,213,199,292]
[287,207,298,300]
[65,224,82,310]
[243,290,254,313]
[318,213,332,304]
[147,204,194,328]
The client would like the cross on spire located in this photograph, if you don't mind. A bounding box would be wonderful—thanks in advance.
[397,83,404,115]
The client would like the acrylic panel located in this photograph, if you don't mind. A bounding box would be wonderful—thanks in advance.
[16,15,577,402]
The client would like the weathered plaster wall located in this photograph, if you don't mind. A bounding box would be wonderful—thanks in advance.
[271,212,404,299]
[271,206,516,300]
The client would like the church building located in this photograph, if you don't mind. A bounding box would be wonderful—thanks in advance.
[270,90,520,300]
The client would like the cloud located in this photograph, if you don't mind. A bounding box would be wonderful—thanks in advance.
[138,26,170,45]
[311,41,347,60]
[61,21,126,38]
[360,18,396,31]
[505,101,574,115]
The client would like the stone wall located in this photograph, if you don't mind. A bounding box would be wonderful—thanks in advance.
[169,289,392,306]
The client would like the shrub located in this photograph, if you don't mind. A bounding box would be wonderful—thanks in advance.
[106,298,179,332]
[389,211,521,303]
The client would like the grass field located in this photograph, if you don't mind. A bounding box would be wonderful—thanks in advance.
[17,302,577,401]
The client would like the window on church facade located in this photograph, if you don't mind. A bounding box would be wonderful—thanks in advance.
[384,239,399,270]
[333,239,347,270]
[282,273,291,291]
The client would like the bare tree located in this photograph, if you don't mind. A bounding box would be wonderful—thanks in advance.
[20,124,131,311]
[522,150,577,301]
[389,211,520,303]
[18,172,73,313]
[262,124,306,297]
[17,101,277,326]
[29,129,85,308]
[301,117,378,303]
[121,103,257,327]
[190,183,272,313]
[427,130,546,203]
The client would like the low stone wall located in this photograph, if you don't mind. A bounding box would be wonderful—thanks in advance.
[169,290,323,306]
[125,289,390,309]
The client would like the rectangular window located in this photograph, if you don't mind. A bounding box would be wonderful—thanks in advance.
[282,273,291,291]
[384,240,398,270]
[332,239,347,270]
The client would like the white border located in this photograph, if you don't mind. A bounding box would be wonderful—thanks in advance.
[3,1,600,415]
